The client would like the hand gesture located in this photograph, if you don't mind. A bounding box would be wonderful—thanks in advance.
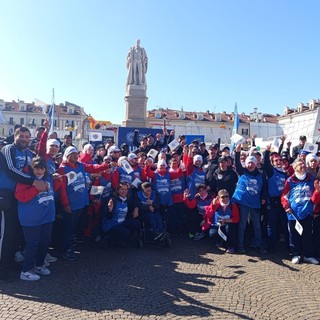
[132,207,139,218]
[183,189,190,199]
[212,196,219,206]
[33,179,48,192]
[235,144,241,152]
[44,118,50,131]
[108,199,114,212]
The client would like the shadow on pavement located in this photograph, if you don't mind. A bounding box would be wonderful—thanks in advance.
[0,236,254,319]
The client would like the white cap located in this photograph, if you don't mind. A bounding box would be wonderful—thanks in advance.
[245,156,257,166]
[46,139,60,149]
[63,146,78,162]
[193,155,203,164]
[157,159,167,168]
[128,153,138,161]
[306,153,319,165]
[108,145,120,155]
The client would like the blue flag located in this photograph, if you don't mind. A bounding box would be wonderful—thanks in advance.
[48,88,55,134]
[230,103,239,153]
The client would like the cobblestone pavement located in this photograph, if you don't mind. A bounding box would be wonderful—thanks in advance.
[0,236,320,320]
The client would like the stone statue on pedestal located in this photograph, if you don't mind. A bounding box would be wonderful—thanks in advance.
[126,39,148,86]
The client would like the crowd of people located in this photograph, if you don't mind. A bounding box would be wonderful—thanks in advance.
[1,122,320,283]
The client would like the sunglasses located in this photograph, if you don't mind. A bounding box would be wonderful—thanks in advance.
[220,195,229,199]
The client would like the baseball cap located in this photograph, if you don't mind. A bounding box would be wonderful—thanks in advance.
[299,149,309,155]
[209,143,219,150]
[108,146,120,153]
[128,153,138,161]
[120,143,129,149]
[218,156,228,163]
[96,144,105,150]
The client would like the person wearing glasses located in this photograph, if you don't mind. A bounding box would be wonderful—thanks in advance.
[201,190,239,253]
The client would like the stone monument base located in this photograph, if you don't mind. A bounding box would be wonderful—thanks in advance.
[124,85,148,128]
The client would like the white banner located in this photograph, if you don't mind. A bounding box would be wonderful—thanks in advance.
[88,131,102,142]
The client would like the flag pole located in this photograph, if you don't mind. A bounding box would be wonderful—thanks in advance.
[230,102,239,154]
[48,88,55,135]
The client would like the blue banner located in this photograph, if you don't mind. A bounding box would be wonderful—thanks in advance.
[184,135,205,144]
[117,127,164,152]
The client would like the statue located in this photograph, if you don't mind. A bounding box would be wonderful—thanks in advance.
[126,39,148,86]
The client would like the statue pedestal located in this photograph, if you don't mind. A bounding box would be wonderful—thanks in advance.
[122,85,148,128]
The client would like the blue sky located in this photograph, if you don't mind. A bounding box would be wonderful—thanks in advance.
[1,0,320,124]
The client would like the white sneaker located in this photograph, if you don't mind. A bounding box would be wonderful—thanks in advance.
[34,266,51,276]
[14,251,24,263]
[303,256,319,265]
[20,270,40,281]
[291,255,301,264]
[45,253,57,263]
[43,257,50,267]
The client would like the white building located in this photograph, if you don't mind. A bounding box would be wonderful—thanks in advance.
[278,99,320,147]
[146,107,281,145]
[0,99,88,139]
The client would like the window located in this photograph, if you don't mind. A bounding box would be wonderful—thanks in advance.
[9,117,14,125]
[155,112,161,119]
[179,113,185,120]
[20,118,24,125]
[241,129,249,136]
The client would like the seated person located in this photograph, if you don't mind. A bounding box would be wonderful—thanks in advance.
[101,182,140,247]
[201,189,239,253]
[135,182,165,240]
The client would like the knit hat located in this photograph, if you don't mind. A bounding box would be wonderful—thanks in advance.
[306,153,319,164]
[46,139,60,149]
[63,146,78,162]
[193,155,203,164]
[83,143,93,153]
[157,159,167,168]
[245,156,257,166]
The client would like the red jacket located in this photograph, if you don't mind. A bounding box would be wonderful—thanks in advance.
[201,201,240,231]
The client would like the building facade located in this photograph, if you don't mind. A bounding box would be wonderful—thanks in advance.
[0,99,88,139]
[145,107,281,145]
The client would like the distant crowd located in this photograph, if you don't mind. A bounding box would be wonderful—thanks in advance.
[1,122,320,283]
